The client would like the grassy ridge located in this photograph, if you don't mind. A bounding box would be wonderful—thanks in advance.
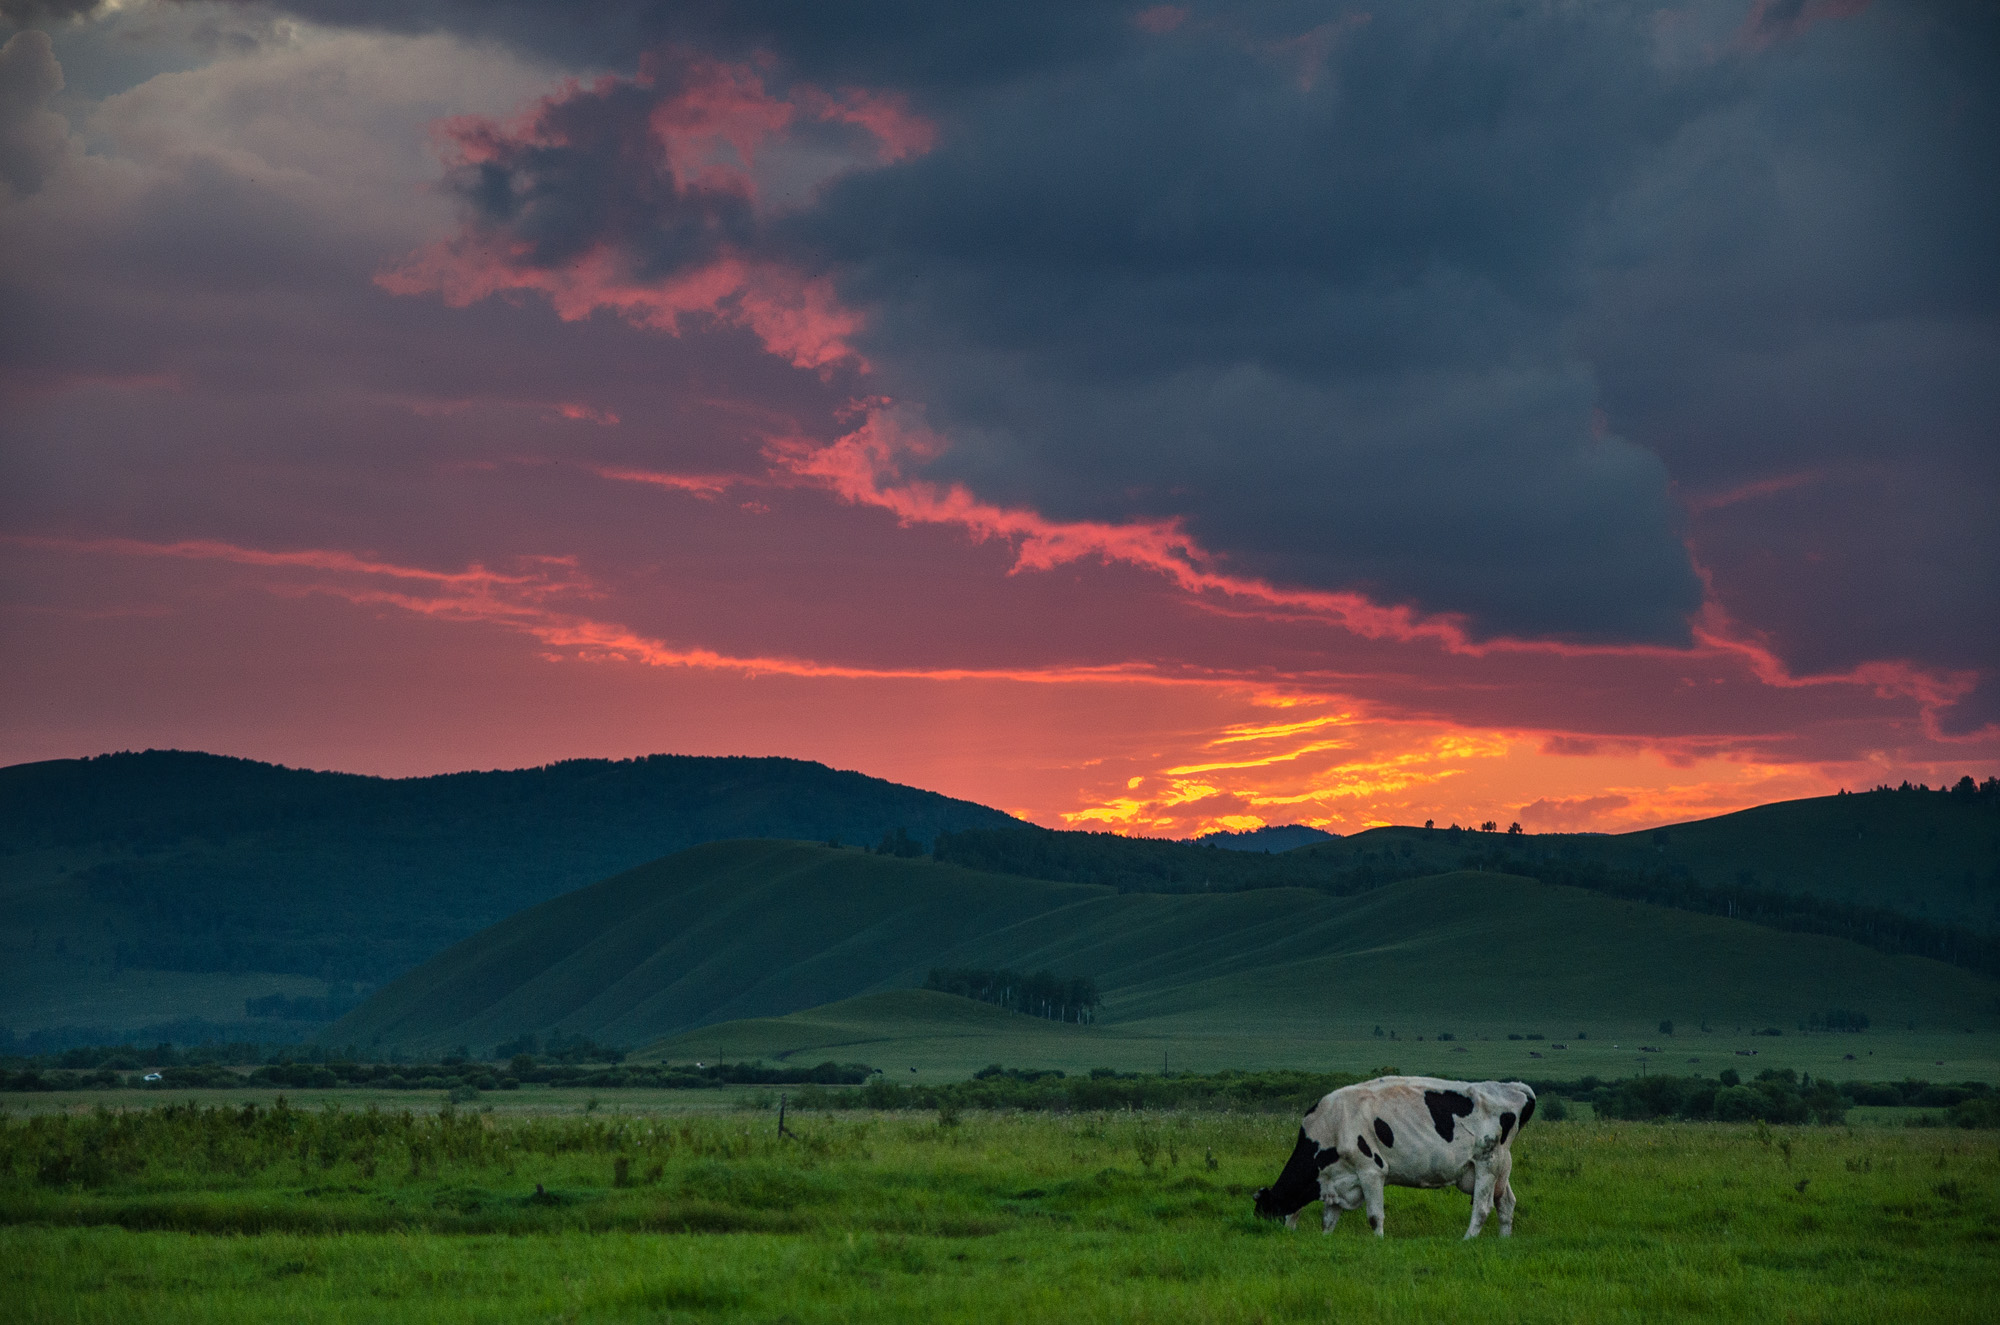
[336,845,2000,1057]
[938,785,2000,942]
[4,1106,1997,1322]
[329,843,1104,1053]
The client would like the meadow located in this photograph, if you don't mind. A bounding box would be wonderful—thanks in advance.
[5,1098,1997,1323]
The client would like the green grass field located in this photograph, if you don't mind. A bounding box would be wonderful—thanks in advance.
[4,1101,1996,1322]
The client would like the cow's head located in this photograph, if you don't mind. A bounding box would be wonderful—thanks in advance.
[1252,1126,1329,1221]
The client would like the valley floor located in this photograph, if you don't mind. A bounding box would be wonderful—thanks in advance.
[5,1110,1996,1322]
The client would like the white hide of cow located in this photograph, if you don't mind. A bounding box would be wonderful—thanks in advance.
[1251,1075,1535,1238]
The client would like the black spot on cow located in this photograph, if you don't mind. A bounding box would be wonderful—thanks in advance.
[1314,1146,1340,1171]
[1373,1118,1395,1148]
[1373,1152,1385,1169]
[1520,1094,1536,1127]
[1499,1111,1517,1143]
[1356,1134,1373,1159]
[1424,1089,1475,1141]
[1253,1127,1324,1220]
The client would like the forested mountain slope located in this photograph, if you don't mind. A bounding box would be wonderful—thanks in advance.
[0,751,1017,1040]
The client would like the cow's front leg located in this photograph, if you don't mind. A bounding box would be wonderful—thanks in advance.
[1283,1211,1299,1230]
[1362,1173,1387,1237]
[1464,1161,1497,1239]
[1322,1203,1341,1233]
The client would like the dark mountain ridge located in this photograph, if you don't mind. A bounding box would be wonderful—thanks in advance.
[0,750,1018,988]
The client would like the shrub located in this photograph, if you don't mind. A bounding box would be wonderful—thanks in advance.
[1714,1085,1767,1122]
[1949,1097,2000,1129]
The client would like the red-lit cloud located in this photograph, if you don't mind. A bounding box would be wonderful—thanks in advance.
[2,5,1993,842]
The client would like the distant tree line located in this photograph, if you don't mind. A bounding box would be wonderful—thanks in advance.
[778,1065,1998,1128]
[0,1055,876,1094]
[932,827,1418,895]
[1861,776,2000,803]
[243,984,364,1021]
[1806,1009,1870,1032]
[1545,1068,1998,1128]
[925,967,1102,1023]
[491,1032,627,1064]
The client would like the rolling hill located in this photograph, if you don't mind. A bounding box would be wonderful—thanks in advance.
[328,840,2000,1064]
[934,784,2000,967]
[1301,783,2000,932]
[0,751,1017,1045]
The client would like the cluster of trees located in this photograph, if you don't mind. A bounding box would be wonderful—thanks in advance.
[872,827,928,857]
[491,1032,627,1064]
[1807,1009,1871,1032]
[243,985,364,1021]
[925,967,1102,1023]
[1864,776,2000,802]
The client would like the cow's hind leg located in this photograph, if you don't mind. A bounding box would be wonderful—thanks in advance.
[1493,1149,1517,1237]
[1464,1161,1498,1239]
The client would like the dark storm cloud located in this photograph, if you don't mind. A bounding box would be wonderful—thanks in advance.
[790,6,1719,644]
[0,0,106,25]
[196,0,1135,97]
[120,4,2000,714]
[0,29,67,196]
[443,61,756,280]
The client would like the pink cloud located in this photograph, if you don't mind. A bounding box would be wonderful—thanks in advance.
[1738,0,1874,51]
[1133,6,1191,36]
[379,49,935,374]
[554,402,620,425]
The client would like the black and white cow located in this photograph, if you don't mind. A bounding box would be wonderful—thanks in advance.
[1252,1075,1535,1238]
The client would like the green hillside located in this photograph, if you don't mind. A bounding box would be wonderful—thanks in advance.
[936,784,2000,958]
[641,989,1097,1071]
[0,751,1017,1047]
[327,842,1103,1053]
[330,842,2000,1073]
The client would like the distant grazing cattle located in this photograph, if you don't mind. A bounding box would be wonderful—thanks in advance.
[1253,1075,1536,1238]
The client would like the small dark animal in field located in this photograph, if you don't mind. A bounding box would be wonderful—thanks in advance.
[1253,1074,1535,1240]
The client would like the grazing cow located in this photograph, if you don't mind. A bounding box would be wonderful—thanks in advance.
[1252,1075,1535,1239]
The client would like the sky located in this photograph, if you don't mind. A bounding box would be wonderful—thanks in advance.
[1,0,1994,836]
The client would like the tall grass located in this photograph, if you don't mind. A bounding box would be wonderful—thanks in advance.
[5,1103,1997,1321]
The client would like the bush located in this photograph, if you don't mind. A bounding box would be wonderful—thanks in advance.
[1714,1085,1767,1122]
[1948,1097,2000,1128]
